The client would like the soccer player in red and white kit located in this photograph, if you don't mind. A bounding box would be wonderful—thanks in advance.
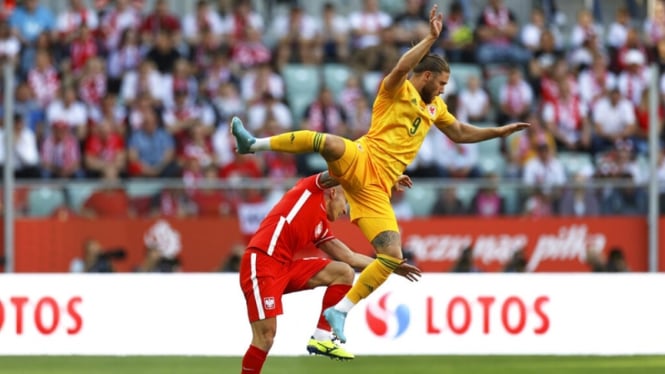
[239,171,421,373]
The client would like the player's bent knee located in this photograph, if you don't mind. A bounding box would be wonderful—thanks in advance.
[371,231,403,259]
[337,263,355,284]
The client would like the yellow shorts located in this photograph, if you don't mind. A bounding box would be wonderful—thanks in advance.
[327,138,399,242]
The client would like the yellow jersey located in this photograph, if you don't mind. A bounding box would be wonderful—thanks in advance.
[360,79,457,183]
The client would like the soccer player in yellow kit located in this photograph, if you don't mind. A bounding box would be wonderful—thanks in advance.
[231,4,529,344]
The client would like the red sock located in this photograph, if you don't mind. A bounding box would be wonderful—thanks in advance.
[241,345,267,374]
[317,284,351,331]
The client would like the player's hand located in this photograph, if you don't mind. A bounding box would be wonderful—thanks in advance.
[393,174,413,192]
[394,262,422,282]
[429,4,444,39]
[501,122,531,137]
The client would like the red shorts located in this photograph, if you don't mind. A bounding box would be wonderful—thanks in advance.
[239,248,331,322]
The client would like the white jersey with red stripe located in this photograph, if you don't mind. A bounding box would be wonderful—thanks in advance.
[247,174,334,263]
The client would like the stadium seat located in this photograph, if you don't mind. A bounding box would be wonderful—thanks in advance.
[380,0,406,14]
[557,152,594,177]
[499,185,521,215]
[283,64,321,125]
[487,74,508,105]
[27,187,66,217]
[456,184,478,210]
[126,181,163,198]
[449,63,482,90]
[362,71,383,100]
[323,63,352,100]
[478,154,507,176]
[477,137,502,157]
[405,185,437,217]
[67,183,97,213]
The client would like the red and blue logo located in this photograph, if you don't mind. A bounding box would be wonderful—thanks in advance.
[365,292,410,339]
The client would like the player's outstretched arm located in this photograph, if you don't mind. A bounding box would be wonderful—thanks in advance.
[382,4,443,92]
[318,239,422,282]
[439,120,530,144]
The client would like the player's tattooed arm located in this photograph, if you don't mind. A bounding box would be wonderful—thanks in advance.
[318,171,340,189]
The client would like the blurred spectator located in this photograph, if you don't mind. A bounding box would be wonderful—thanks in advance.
[437,135,481,179]
[272,4,320,68]
[120,60,164,106]
[99,0,143,51]
[586,246,629,272]
[540,57,577,103]
[346,93,372,139]
[230,25,271,70]
[183,0,225,48]
[595,139,647,214]
[28,49,60,108]
[527,30,563,94]
[522,7,561,52]
[503,248,528,272]
[40,120,83,179]
[408,131,445,178]
[542,79,591,152]
[440,1,474,63]
[0,19,20,65]
[392,0,428,53]
[163,58,199,107]
[210,81,244,124]
[107,28,143,89]
[67,24,98,76]
[78,57,108,110]
[240,62,284,104]
[69,239,125,273]
[263,152,297,181]
[506,113,556,176]
[203,51,237,98]
[348,0,392,51]
[615,28,648,72]
[9,0,55,47]
[81,178,132,218]
[83,119,126,179]
[219,243,244,272]
[634,89,664,155]
[591,88,636,154]
[522,136,566,190]
[14,81,45,137]
[558,172,601,216]
[220,153,263,181]
[607,8,631,50]
[617,49,650,106]
[569,9,602,51]
[497,67,533,125]
[577,55,616,111]
[163,88,215,152]
[318,2,350,63]
[451,247,481,272]
[89,93,127,135]
[645,0,665,46]
[469,173,505,217]
[127,107,180,178]
[246,93,292,136]
[301,87,349,136]
[457,76,490,123]
[0,113,40,179]
[134,245,181,273]
[431,186,466,216]
[46,85,88,140]
[146,29,181,75]
[475,0,530,65]
[523,188,554,217]
[223,0,264,45]
[140,0,181,45]
[349,25,400,74]
[212,121,235,169]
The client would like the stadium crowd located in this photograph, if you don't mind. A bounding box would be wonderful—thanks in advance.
[1,0,665,218]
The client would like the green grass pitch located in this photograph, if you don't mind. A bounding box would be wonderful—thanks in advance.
[1,356,665,374]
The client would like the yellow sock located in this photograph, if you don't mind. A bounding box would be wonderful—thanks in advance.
[346,254,403,304]
[269,131,326,153]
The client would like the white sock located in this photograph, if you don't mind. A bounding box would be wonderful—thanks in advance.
[312,328,332,341]
[334,297,355,313]
[251,137,271,152]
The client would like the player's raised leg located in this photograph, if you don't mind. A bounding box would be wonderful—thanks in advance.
[229,116,346,162]
[326,216,404,342]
